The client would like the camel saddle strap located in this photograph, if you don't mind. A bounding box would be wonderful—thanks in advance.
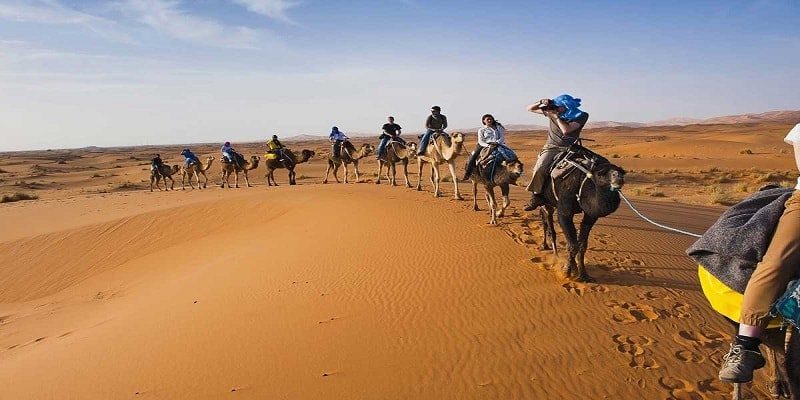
[550,149,594,181]
[478,145,497,167]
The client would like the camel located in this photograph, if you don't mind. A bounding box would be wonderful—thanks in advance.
[323,141,374,184]
[732,326,799,400]
[220,155,260,188]
[265,149,315,186]
[536,146,626,281]
[149,164,180,192]
[468,148,524,225]
[376,141,417,187]
[181,156,215,190]
[415,132,465,199]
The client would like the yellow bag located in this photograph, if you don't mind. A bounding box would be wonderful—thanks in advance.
[264,153,278,160]
[698,265,781,328]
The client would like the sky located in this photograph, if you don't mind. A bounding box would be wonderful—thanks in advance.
[0,0,798,151]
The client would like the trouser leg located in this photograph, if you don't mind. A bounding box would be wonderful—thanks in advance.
[525,148,560,194]
[740,190,800,328]
[463,144,482,179]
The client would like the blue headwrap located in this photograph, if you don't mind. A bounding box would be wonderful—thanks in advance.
[552,94,585,121]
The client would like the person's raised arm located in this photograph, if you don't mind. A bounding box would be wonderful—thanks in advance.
[425,115,434,130]
[527,98,550,115]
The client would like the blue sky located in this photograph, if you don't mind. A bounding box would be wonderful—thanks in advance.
[0,0,798,151]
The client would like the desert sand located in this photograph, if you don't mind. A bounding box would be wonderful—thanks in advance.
[0,121,797,399]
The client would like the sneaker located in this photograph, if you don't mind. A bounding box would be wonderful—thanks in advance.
[718,343,766,383]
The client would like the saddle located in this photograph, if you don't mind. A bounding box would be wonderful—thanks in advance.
[549,145,607,181]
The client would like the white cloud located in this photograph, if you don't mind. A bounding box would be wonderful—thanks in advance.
[228,0,297,23]
[0,0,134,42]
[118,0,267,49]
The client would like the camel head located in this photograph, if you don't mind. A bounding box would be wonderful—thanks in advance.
[450,132,465,144]
[361,143,375,156]
[595,163,626,191]
[170,164,180,174]
[300,149,315,162]
[501,159,524,184]
[407,142,418,158]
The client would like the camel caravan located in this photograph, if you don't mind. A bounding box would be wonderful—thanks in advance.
[143,101,800,397]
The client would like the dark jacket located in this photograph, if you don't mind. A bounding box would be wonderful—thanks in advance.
[686,187,794,293]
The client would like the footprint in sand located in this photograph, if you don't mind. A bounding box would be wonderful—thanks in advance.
[658,377,703,400]
[605,300,662,323]
[670,302,692,319]
[613,334,659,369]
[562,282,609,296]
[673,330,727,350]
[637,290,669,301]
[675,350,705,363]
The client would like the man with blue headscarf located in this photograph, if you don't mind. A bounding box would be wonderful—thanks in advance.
[523,94,590,211]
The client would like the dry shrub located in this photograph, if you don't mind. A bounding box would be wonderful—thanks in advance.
[712,192,738,206]
[633,154,641,158]
[650,190,666,197]
[739,149,753,155]
[735,183,749,193]
[1,192,38,203]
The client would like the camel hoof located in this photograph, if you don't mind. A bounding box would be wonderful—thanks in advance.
[454,195,464,201]
[576,275,595,283]
[405,184,412,188]
[539,243,551,251]
[375,181,381,185]
[473,205,479,211]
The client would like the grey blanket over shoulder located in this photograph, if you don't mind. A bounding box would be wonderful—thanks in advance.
[686,187,794,293]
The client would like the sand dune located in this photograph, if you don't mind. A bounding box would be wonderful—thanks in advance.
[1,121,797,399]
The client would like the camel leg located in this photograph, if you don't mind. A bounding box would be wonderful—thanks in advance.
[472,180,479,211]
[289,168,295,185]
[539,206,558,255]
[342,163,349,184]
[181,173,186,190]
[333,163,341,183]
[487,186,498,225]
[220,171,227,188]
[234,171,240,188]
[390,162,398,186]
[323,161,332,184]
[244,170,252,188]
[431,164,440,197]
[416,160,424,191]
[497,184,510,218]
[575,214,598,282]
[354,161,361,183]
[376,161,383,185]
[167,175,174,191]
[448,161,463,200]
[150,175,156,192]
[403,159,411,188]
[191,171,198,189]
[557,211,579,278]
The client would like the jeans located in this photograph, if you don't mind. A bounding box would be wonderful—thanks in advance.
[332,140,342,158]
[418,129,438,153]
[377,136,390,157]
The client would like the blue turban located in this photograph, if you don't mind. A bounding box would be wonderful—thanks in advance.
[552,94,585,121]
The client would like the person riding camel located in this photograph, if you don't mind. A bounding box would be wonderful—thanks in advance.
[417,106,447,155]
[463,114,517,180]
[329,126,349,158]
[714,123,800,383]
[377,116,404,160]
[180,148,199,167]
[151,153,164,175]
[523,94,590,211]
[221,141,243,168]
[266,134,285,162]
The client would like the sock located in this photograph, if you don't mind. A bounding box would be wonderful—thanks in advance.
[735,335,762,351]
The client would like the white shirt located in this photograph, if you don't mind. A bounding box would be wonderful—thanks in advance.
[477,125,506,147]
[785,123,800,190]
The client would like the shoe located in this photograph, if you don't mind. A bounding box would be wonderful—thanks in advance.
[523,194,545,211]
[718,343,766,383]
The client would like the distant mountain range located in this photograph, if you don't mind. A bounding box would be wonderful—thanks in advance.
[282,110,800,141]
[510,110,800,131]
